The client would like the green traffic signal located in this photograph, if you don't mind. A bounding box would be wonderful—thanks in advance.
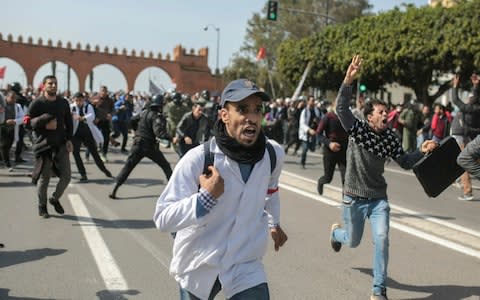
[359,84,367,92]
[267,1,278,21]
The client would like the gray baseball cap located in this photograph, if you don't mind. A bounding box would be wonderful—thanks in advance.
[220,79,270,107]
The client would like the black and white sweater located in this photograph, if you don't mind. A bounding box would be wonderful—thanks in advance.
[336,84,423,199]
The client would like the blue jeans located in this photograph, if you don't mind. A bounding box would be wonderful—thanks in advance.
[179,278,269,300]
[332,195,390,295]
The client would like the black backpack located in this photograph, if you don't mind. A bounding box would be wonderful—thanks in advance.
[203,139,276,175]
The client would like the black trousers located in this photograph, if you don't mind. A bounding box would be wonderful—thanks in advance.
[97,120,111,156]
[318,146,347,185]
[116,140,172,185]
[0,125,15,166]
[72,125,109,177]
[14,125,25,159]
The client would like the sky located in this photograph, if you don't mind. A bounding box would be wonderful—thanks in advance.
[1,0,428,94]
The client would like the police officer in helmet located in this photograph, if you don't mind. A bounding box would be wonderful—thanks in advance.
[109,94,172,199]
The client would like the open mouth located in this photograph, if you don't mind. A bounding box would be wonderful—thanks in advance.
[382,119,387,124]
[243,126,257,138]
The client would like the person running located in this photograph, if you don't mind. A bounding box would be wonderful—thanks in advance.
[70,92,112,182]
[153,79,288,300]
[331,55,437,300]
[109,94,172,199]
[28,75,73,218]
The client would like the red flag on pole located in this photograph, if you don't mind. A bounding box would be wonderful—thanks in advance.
[256,47,266,61]
[0,66,6,79]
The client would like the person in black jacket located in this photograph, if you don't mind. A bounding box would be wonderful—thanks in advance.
[315,101,348,195]
[109,94,172,199]
[174,99,212,157]
[451,74,480,201]
[28,75,73,218]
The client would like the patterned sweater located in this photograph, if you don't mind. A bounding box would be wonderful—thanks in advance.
[336,84,423,199]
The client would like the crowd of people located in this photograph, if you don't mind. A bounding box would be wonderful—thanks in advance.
[1,60,480,299]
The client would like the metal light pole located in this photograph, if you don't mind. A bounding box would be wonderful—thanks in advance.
[203,24,220,76]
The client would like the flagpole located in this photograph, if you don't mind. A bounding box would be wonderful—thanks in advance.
[291,61,313,101]
[265,59,276,99]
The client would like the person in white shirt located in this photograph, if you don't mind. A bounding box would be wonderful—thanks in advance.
[0,91,25,170]
[154,79,288,300]
[70,92,112,182]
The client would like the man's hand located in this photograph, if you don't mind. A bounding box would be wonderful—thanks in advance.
[329,142,341,152]
[199,166,224,199]
[343,54,362,86]
[270,225,288,251]
[45,119,57,130]
[5,119,16,125]
[452,74,460,88]
[184,136,193,145]
[66,140,73,153]
[421,140,438,154]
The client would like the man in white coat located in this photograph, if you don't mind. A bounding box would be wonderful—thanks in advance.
[154,79,288,300]
[70,92,112,182]
[298,95,321,168]
[0,91,25,170]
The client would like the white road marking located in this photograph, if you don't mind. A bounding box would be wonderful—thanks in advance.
[279,183,480,260]
[282,170,480,238]
[68,193,129,292]
[71,183,171,270]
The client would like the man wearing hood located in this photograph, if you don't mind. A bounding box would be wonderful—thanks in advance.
[154,79,288,300]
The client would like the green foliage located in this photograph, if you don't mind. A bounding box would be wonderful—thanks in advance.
[277,0,480,106]
[238,0,371,96]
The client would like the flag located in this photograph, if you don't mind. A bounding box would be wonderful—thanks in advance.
[149,79,163,95]
[0,66,6,79]
[256,47,266,61]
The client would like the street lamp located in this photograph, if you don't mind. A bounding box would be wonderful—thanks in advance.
[203,24,220,76]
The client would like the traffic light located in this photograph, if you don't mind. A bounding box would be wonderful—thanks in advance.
[267,1,278,21]
[359,83,367,93]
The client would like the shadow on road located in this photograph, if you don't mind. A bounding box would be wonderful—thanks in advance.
[0,248,67,268]
[353,267,480,300]
[390,212,456,221]
[96,289,140,300]
[113,194,160,200]
[0,181,34,187]
[0,289,54,300]
[52,214,155,230]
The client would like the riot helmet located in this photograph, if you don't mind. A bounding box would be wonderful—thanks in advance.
[150,94,165,109]
[200,90,210,101]
[172,92,182,105]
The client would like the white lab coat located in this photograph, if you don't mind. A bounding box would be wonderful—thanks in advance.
[153,137,284,300]
[70,102,104,146]
[298,106,321,142]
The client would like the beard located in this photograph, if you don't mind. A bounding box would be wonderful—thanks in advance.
[46,90,56,97]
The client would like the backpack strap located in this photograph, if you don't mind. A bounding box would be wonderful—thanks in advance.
[266,142,276,175]
[203,139,214,175]
[203,139,276,175]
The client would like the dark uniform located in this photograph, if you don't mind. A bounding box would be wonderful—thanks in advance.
[109,94,172,199]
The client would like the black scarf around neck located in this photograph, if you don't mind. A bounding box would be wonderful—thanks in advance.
[213,120,266,164]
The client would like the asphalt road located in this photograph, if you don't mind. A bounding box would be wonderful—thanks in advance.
[0,143,479,300]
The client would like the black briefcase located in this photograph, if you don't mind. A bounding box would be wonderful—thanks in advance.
[412,136,464,197]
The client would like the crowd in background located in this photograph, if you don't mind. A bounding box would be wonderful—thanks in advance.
[0,74,479,201]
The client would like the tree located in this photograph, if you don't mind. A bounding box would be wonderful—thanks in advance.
[277,0,480,106]
[240,0,371,96]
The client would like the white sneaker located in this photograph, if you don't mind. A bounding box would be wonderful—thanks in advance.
[458,194,474,201]
[101,154,108,163]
